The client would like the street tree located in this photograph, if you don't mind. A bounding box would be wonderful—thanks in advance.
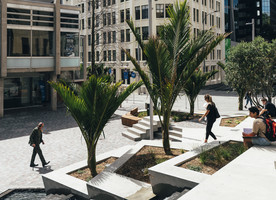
[50,75,142,176]
[125,1,228,154]
[183,69,218,115]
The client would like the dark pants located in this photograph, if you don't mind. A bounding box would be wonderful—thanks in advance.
[30,145,46,165]
[206,119,217,140]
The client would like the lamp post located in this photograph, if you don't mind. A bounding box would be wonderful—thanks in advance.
[246,18,255,41]
[202,10,218,72]
[148,0,154,140]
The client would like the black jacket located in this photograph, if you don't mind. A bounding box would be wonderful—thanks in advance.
[29,127,43,146]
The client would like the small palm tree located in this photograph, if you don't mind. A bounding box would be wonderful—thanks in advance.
[50,75,142,176]
[183,69,218,115]
[125,1,228,154]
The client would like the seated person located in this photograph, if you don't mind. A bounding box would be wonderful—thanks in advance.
[242,107,271,148]
[259,98,276,118]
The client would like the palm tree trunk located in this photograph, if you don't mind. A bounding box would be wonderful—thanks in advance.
[162,111,172,155]
[88,145,97,177]
[238,94,244,110]
[190,100,195,115]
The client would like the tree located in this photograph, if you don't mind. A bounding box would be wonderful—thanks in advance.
[125,1,228,154]
[224,37,275,109]
[50,75,142,176]
[184,69,218,115]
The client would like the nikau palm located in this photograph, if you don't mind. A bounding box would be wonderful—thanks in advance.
[184,69,218,115]
[50,75,142,176]
[126,1,228,154]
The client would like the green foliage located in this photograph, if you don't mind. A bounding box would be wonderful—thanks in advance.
[126,1,228,154]
[187,165,202,172]
[49,75,142,176]
[183,69,218,115]
[225,37,276,109]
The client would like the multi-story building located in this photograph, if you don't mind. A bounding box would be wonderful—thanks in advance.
[225,0,276,42]
[65,0,225,89]
[0,0,81,117]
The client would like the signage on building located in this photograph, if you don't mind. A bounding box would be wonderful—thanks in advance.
[123,71,129,80]
[131,72,136,78]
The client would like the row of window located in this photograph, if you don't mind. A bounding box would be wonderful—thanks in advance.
[193,9,220,27]
[193,0,221,11]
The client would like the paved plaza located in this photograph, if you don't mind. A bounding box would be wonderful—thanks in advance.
[0,90,249,194]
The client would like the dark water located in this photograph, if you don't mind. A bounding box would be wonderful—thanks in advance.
[1,189,46,200]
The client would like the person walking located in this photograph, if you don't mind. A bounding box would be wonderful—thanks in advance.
[29,122,50,167]
[244,91,253,109]
[199,94,218,143]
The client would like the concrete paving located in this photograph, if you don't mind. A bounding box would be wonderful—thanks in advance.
[0,89,252,194]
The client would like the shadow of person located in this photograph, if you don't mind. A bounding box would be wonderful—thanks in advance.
[35,166,53,174]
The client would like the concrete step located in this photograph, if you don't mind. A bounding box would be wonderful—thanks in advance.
[139,119,157,127]
[169,130,182,138]
[169,135,182,142]
[170,125,183,132]
[133,123,151,133]
[128,127,147,136]
[122,131,142,141]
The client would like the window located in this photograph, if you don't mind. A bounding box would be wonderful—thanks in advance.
[107,13,111,25]
[88,35,91,45]
[156,4,164,18]
[142,5,148,19]
[103,14,106,26]
[135,6,140,20]
[216,1,220,11]
[113,50,116,61]
[88,52,91,62]
[165,4,172,18]
[108,31,111,43]
[217,49,221,59]
[81,19,84,29]
[156,26,163,36]
[88,18,91,29]
[126,49,130,61]
[211,65,216,79]
[88,1,91,11]
[96,33,99,45]
[103,32,106,44]
[60,32,79,57]
[196,9,199,22]
[142,26,149,40]
[103,0,106,7]
[112,0,116,4]
[103,51,107,61]
[32,30,54,56]
[96,15,100,27]
[126,29,130,42]
[112,12,116,24]
[108,0,111,6]
[121,49,125,61]
[120,10,124,23]
[126,9,130,20]
[96,0,99,9]
[112,31,116,43]
[96,51,100,61]
[135,48,141,60]
[81,4,84,13]
[193,8,195,22]
[121,30,124,42]
[108,50,112,61]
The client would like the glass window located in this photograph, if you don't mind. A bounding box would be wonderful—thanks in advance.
[103,32,106,44]
[88,35,91,45]
[96,15,100,27]
[112,31,116,43]
[142,26,149,40]
[107,13,111,25]
[103,0,106,7]
[60,32,79,57]
[121,49,125,61]
[108,50,112,61]
[135,6,140,20]
[135,48,141,60]
[7,29,31,56]
[108,0,111,6]
[113,50,116,61]
[156,4,164,18]
[126,29,130,42]
[112,12,116,24]
[108,31,111,43]
[32,31,54,56]
[120,10,124,23]
[96,33,99,45]
[121,30,125,42]
[156,26,163,36]
[96,0,99,9]
[88,52,91,62]
[142,5,148,19]
[126,49,130,61]
[126,9,130,21]
[103,14,106,26]
[103,51,107,61]
[112,0,116,4]
[165,4,172,18]
[96,51,100,61]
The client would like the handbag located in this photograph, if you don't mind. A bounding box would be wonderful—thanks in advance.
[215,106,220,118]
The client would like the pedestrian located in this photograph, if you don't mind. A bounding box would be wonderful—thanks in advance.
[29,122,50,167]
[259,98,276,118]
[242,107,271,148]
[199,94,218,143]
[244,91,253,108]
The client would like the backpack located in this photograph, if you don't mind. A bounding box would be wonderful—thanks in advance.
[262,118,276,141]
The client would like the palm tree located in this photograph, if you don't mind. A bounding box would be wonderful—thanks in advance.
[125,1,228,154]
[50,75,142,176]
[183,69,218,115]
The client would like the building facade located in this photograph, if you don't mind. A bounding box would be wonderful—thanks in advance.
[65,0,225,89]
[0,0,81,117]
[225,0,276,42]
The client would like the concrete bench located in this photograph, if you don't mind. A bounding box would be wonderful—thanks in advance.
[121,107,142,127]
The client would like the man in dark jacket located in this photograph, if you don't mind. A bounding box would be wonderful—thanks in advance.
[259,98,276,118]
[29,122,50,167]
